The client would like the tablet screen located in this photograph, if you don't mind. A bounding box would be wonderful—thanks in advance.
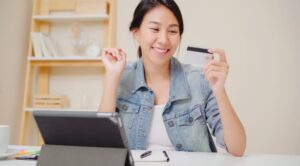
[33,111,129,149]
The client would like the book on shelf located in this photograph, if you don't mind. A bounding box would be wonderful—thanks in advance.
[39,33,52,57]
[44,35,61,57]
[31,32,62,58]
[31,32,43,57]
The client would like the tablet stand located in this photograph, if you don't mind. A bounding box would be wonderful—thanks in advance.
[37,144,134,166]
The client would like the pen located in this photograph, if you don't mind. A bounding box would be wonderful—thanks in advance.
[15,155,39,161]
[140,150,152,158]
[163,150,170,162]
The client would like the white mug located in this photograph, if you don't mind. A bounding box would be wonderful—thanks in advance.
[0,125,10,154]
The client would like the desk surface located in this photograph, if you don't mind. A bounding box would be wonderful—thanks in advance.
[0,146,299,166]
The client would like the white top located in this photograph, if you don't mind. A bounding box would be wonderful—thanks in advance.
[147,104,175,151]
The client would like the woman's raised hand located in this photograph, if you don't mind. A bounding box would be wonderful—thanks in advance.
[99,48,127,113]
[204,48,229,95]
[102,48,127,77]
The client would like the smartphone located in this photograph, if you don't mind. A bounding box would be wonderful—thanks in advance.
[184,46,213,69]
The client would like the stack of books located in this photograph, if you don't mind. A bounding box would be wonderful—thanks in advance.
[31,32,62,58]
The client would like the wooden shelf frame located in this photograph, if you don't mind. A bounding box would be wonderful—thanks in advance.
[30,60,104,67]
[25,107,98,112]
[19,0,116,145]
[32,14,109,22]
[28,56,104,67]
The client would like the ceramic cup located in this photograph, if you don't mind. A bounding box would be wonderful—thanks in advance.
[0,125,9,154]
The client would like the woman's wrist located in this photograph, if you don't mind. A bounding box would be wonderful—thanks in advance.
[103,72,122,92]
[104,78,120,91]
[105,70,122,81]
[214,88,227,100]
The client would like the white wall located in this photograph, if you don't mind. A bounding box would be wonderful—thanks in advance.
[116,0,300,154]
[0,0,33,143]
[0,0,299,155]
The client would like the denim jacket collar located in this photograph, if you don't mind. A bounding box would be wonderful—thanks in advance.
[169,57,191,102]
[132,57,191,102]
[132,58,149,92]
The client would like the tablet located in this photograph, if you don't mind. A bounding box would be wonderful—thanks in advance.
[33,111,129,149]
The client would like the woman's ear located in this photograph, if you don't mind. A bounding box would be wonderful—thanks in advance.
[132,28,140,42]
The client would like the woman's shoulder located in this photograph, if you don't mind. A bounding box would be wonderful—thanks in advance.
[172,57,208,85]
[180,62,211,93]
[125,61,137,70]
[181,63,204,77]
[118,61,139,92]
[121,61,138,76]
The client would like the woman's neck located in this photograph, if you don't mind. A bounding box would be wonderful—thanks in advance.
[143,58,170,85]
[142,58,171,105]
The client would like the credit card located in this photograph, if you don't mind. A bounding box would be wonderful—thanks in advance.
[184,46,213,68]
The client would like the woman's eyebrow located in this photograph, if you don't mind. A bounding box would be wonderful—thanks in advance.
[148,21,160,25]
[169,24,179,28]
[148,21,179,28]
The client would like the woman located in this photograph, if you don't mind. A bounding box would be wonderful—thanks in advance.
[99,0,246,156]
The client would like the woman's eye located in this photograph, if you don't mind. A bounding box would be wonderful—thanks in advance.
[169,30,179,34]
[150,28,159,32]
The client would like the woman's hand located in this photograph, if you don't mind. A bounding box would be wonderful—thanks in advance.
[204,49,246,156]
[98,48,127,113]
[204,48,229,95]
[102,48,127,77]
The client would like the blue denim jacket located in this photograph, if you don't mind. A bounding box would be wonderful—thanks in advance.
[116,57,225,152]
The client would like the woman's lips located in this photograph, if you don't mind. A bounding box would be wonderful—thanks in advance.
[152,47,170,54]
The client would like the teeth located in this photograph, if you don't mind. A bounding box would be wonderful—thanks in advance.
[154,47,168,53]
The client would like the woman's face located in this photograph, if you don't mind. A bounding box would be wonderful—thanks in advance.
[134,5,181,65]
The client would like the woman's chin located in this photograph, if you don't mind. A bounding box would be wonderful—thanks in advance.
[150,56,172,65]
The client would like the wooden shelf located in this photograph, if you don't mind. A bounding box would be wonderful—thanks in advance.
[28,56,103,67]
[28,56,102,61]
[25,107,97,112]
[20,0,116,145]
[33,14,109,22]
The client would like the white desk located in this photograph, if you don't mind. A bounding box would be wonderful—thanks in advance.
[0,146,300,166]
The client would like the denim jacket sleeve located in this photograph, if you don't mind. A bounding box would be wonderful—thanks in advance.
[184,63,226,150]
[205,88,226,149]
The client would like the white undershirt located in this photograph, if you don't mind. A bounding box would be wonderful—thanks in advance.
[147,104,175,151]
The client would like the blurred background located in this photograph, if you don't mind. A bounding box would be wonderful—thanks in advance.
[0,0,299,154]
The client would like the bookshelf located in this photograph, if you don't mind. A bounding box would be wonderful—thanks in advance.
[19,0,116,145]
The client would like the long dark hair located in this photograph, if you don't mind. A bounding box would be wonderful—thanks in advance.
[129,0,184,58]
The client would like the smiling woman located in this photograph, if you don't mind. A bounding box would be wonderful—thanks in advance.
[98,0,246,156]
[129,0,183,59]
[131,5,181,66]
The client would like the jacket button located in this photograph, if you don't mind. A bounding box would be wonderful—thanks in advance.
[176,144,182,149]
[168,121,174,127]
[189,117,194,123]
[122,104,128,111]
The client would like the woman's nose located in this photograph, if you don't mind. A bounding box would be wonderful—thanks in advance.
[157,31,169,45]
